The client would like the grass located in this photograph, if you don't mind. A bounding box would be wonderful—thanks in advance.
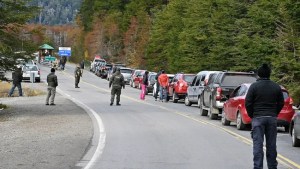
[0,81,45,98]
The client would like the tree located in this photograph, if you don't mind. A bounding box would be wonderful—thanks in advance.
[0,0,38,71]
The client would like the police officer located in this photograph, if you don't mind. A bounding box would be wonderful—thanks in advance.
[8,66,23,97]
[109,68,125,106]
[74,64,82,88]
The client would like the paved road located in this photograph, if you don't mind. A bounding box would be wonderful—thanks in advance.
[42,63,300,169]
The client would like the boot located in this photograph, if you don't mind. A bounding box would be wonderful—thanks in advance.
[110,102,113,106]
[116,102,121,106]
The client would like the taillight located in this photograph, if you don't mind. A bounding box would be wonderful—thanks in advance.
[38,70,40,75]
[289,97,294,105]
[216,87,222,100]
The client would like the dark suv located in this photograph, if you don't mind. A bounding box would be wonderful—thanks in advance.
[199,71,258,120]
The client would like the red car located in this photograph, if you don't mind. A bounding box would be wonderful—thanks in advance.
[130,70,145,88]
[168,73,195,103]
[222,83,295,131]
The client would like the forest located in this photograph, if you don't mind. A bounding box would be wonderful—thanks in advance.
[2,0,300,103]
[74,0,300,103]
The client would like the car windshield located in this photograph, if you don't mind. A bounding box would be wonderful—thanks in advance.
[23,66,38,71]
[169,76,174,81]
[149,75,156,82]
[222,75,257,86]
[184,75,195,83]
[120,69,132,74]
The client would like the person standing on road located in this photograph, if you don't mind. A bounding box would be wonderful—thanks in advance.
[8,66,23,97]
[109,68,125,106]
[245,63,284,169]
[158,70,169,102]
[46,68,58,105]
[140,71,149,100]
[154,69,162,101]
[80,60,85,74]
[74,64,82,88]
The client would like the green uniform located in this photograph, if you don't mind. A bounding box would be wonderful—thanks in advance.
[75,66,82,88]
[109,70,125,105]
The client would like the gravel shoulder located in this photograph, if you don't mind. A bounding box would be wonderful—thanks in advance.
[0,85,93,169]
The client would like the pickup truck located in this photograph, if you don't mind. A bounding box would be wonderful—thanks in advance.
[199,71,258,119]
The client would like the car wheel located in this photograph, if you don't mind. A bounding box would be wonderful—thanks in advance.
[208,100,218,120]
[236,111,246,130]
[173,92,178,103]
[199,96,207,116]
[197,97,201,108]
[35,78,40,83]
[284,125,289,133]
[184,95,192,106]
[221,109,230,126]
[292,125,300,147]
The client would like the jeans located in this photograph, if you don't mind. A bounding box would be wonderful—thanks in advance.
[159,86,167,101]
[46,86,56,104]
[251,117,278,169]
[9,83,23,96]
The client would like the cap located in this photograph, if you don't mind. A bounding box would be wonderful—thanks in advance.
[257,63,271,78]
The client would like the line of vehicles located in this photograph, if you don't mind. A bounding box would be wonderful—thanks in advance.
[89,60,300,148]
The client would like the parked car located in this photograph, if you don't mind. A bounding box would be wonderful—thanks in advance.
[152,74,175,100]
[120,67,133,85]
[168,73,195,103]
[146,73,157,95]
[185,71,219,107]
[90,56,106,72]
[222,83,295,130]
[290,109,300,147]
[130,69,145,88]
[200,71,258,119]
[22,64,41,82]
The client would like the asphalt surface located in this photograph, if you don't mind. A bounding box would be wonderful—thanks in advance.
[1,63,300,169]
[0,82,93,169]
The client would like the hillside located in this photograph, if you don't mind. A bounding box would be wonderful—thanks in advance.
[30,0,82,25]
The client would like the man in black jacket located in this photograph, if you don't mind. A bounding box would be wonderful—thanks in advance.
[245,63,284,169]
[8,66,23,97]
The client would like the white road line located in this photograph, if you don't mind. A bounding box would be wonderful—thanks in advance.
[56,88,106,169]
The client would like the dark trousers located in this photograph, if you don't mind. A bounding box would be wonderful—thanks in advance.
[75,77,80,87]
[9,83,23,96]
[154,83,160,99]
[111,86,121,104]
[251,117,278,169]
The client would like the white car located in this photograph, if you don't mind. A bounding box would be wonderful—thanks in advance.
[90,57,106,72]
[22,65,41,82]
[120,67,133,85]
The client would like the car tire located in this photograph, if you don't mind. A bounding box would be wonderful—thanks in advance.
[184,95,192,106]
[236,111,246,130]
[199,96,207,116]
[292,125,300,147]
[35,78,40,83]
[173,92,178,103]
[208,100,218,120]
[197,97,201,108]
[221,109,230,126]
[284,125,289,133]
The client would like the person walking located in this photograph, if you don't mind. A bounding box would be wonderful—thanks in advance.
[8,66,23,97]
[109,68,125,106]
[46,68,58,105]
[154,69,162,101]
[140,71,149,100]
[158,70,169,102]
[74,64,82,88]
[245,63,284,169]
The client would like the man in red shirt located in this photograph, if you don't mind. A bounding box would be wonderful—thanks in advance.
[158,70,169,102]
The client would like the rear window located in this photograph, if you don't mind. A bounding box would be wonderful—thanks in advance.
[282,91,289,100]
[184,75,195,83]
[120,69,132,74]
[221,74,257,86]
[169,76,174,81]
[23,66,38,71]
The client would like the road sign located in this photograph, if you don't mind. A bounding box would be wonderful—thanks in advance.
[44,56,56,61]
[58,47,71,57]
